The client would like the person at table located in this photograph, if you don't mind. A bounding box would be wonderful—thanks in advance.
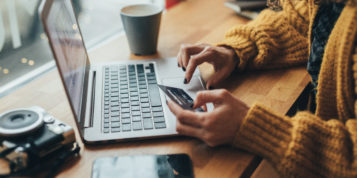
[167,0,357,177]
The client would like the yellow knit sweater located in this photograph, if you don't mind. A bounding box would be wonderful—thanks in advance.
[220,0,357,177]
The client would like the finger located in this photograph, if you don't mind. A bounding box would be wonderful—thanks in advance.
[202,104,207,112]
[193,90,227,108]
[167,100,204,128]
[176,121,202,138]
[181,44,205,68]
[177,48,182,68]
[205,70,227,89]
[185,48,213,83]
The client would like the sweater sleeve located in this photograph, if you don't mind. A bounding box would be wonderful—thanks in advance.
[218,0,310,71]
[232,46,357,177]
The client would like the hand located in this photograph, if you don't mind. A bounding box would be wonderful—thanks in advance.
[177,44,239,88]
[167,89,249,147]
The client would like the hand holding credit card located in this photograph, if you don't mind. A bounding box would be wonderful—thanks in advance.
[158,84,204,112]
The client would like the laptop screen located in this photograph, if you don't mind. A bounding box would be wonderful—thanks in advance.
[44,0,88,122]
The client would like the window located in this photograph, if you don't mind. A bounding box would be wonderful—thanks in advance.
[0,0,164,97]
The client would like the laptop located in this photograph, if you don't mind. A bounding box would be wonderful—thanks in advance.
[39,0,206,143]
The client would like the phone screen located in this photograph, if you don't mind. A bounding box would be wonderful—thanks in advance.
[92,154,194,178]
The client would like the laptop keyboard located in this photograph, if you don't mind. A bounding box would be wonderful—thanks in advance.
[102,63,166,133]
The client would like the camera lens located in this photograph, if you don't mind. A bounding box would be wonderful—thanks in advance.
[10,114,25,123]
[0,109,43,136]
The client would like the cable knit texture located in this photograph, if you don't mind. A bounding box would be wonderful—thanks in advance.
[219,0,357,177]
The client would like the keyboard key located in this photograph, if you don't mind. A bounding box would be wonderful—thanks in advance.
[140,98,149,103]
[140,93,148,98]
[154,122,166,129]
[103,128,110,133]
[121,108,130,113]
[132,116,141,121]
[142,108,151,113]
[111,93,119,97]
[104,123,110,128]
[122,118,131,124]
[120,89,129,94]
[120,93,129,98]
[121,98,129,103]
[153,112,164,117]
[131,101,140,106]
[132,111,141,116]
[139,89,148,93]
[104,118,110,123]
[148,84,162,107]
[141,103,150,108]
[131,96,139,101]
[110,97,119,101]
[122,124,131,132]
[111,108,120,112]
[139,85,147,89]
[142,113,152,118]
[104,110,109,114]
[131,106,140,111]
[153,116,165,123]
[137,64,144,72]
[111,103,119,108]
[152,106,163,112]
[121,113,130,118]
[129,84,138,88]
[130,88,138,92]
[121,103,130,108]
[130,92,138,96]
[133,121,142,130]
[111,116,120,122]
[111,128,121,133]
[111,122,121,128]
[148,80,157,84]
[143,119,153,130]
[111,112,120,117]
[139,81,146,85]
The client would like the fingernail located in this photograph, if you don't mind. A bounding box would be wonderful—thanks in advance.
[184,78,188,84]
[182,67,186,72]
[209,86,214,90]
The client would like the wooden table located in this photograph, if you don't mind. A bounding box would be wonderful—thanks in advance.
[0,0,310,177]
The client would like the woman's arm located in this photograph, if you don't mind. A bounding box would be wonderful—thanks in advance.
[219,0,310,71]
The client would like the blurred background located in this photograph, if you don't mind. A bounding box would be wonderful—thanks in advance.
[0,0,175,97]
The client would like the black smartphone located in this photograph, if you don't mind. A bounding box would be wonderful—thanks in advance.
[92,154,194,178]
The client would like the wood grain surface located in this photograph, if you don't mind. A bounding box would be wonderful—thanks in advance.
[0,0,309,177]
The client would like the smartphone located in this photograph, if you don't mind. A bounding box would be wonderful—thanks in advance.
[92,154,194,178]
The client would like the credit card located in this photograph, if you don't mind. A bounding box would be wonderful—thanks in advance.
[158,84,204,112]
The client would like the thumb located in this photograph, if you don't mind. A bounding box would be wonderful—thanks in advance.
[193,90,224,108]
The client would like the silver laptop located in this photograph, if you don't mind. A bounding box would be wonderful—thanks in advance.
[39,0,206,143]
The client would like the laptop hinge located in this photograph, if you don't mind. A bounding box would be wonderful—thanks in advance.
[84,70,96,128]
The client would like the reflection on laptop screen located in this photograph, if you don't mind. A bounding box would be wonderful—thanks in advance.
[46,0,87,121]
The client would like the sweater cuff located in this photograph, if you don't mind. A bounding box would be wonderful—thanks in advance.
[217,36,258,71]
[233,104,293,164]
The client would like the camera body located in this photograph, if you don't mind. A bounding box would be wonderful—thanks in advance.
[0,106,76,173]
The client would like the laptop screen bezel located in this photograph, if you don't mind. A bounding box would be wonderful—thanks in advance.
[39,0,91,134]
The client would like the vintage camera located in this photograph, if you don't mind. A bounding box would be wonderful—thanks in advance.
[0,106,79,176]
